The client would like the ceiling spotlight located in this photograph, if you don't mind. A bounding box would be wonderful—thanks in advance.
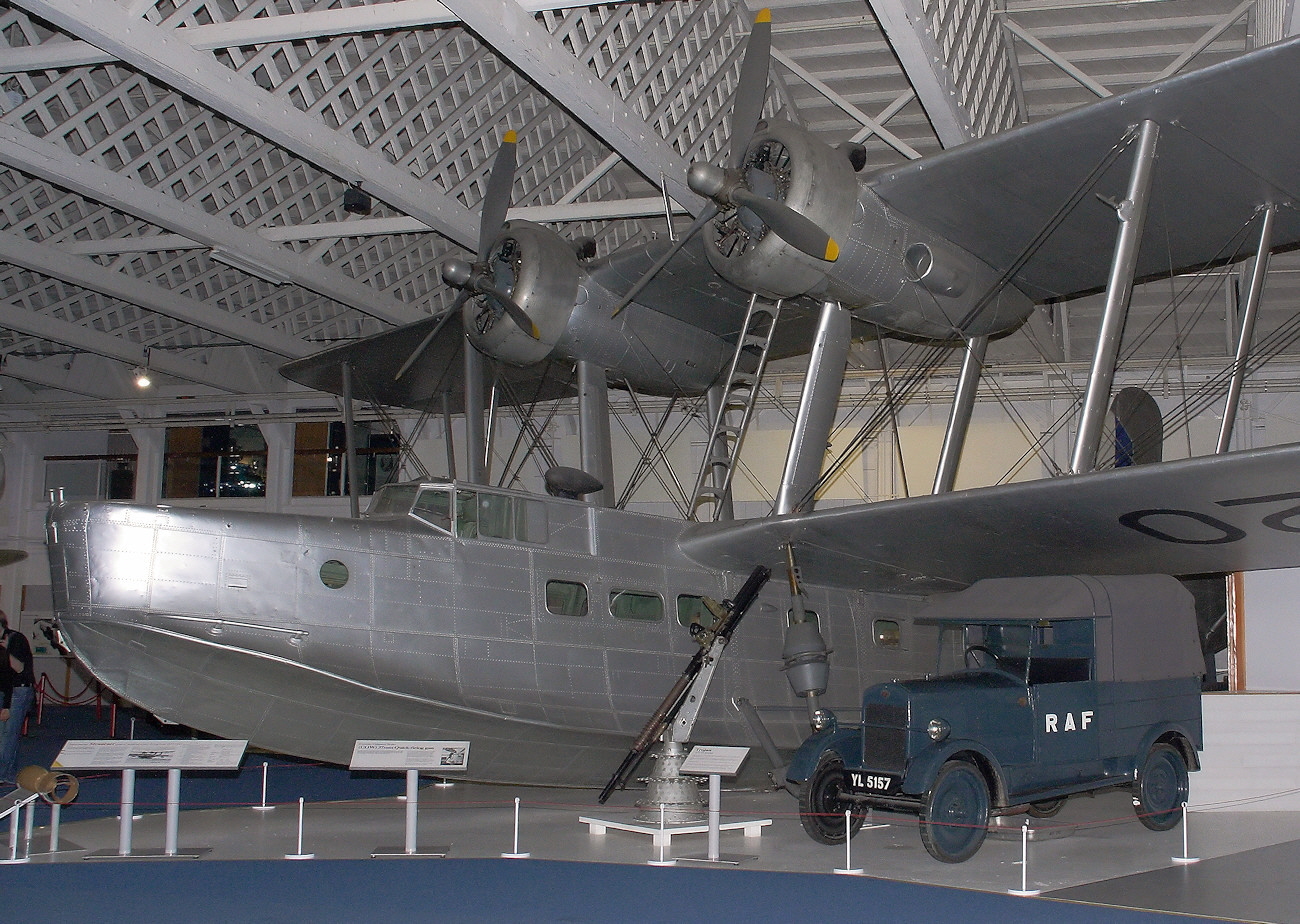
[133,366,152,389]
[343,184,372,215]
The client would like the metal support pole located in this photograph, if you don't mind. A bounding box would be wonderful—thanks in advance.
[1071,120,1159,474]
[775,300,851,515]
[404,768,419,855]
[340,362,362,518]
[118,768,135,856]
[1217,206,1275,453]
[707,774,721,861]
[578,360,616,506]
[164,767,181,856]
[933,335,988,494]
[441,393,456,479]
[704,383,734,521]
[464,344,486,484]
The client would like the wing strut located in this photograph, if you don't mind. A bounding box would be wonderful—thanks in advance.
[597,565,771,803]
[1071,120,1160,473]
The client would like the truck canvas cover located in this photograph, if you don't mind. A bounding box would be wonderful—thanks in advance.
[917,574,1203,684]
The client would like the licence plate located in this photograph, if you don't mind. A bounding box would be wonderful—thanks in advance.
[846,770,900,795]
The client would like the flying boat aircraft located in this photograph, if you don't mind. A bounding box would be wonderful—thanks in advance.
[45,14,1300,796]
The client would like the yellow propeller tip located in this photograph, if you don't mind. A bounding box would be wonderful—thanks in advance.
[503,130,517,144]
[824,239,839,262]
[756,9,771,23]
[531,324,540,340]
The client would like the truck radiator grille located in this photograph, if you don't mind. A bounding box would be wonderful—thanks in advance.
[862,702,907,772]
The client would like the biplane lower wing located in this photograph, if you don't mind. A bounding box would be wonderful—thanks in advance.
[679,442,1300,593]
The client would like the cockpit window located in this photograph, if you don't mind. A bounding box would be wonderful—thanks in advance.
[367,484,419,516]
[410,488,452,533]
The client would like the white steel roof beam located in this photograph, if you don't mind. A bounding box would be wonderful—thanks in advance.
[13,0,482,251]
[866,0,977,147]
[0,125,425,328]
[0,231,310,360]
[438,0,701,213]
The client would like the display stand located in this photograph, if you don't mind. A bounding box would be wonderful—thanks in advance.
[53,738,247,860]
[351,740,469,858]
[581,745,771,858]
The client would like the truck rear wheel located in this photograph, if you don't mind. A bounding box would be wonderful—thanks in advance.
[798,754,865,845]
[1133,743,1188,831]
[919,759,990,862]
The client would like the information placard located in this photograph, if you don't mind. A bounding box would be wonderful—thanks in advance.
[52,739,248,771]
[349,740,471,771]
[680,745,749,777]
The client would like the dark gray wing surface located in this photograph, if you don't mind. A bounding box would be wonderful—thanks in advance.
[279,314,575,413]
[678,442,1300,593]
[870,36,1300,302]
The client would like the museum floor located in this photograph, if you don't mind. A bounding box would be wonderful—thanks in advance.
[3,708,1297,922]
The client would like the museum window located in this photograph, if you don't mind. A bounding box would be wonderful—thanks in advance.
[163,424,267,498]
[546,580,588,617]
[611,590,663,622]
[292,421,399,498]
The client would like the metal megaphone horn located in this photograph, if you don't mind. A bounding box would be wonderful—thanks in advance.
[15,765,80,804]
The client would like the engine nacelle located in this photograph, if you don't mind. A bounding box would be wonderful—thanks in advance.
[463,220,580,367]
[701,120,858,298]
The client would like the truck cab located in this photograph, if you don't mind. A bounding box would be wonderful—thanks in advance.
[786,574,1204,862]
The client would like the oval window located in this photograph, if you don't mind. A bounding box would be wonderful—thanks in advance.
[320,559,349,589]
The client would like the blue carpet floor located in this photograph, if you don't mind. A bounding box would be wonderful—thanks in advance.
[2,858,1234,923]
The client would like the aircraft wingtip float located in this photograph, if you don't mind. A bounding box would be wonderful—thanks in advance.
[46,11,1300,802]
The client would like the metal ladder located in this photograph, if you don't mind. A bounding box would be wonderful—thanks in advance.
[688,294,783,521]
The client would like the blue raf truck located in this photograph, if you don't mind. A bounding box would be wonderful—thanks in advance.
[786,574,1205,862]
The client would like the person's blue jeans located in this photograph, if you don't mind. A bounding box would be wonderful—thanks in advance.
[0,685,35,781]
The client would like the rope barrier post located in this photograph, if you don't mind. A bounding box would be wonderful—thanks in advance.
[647,803,677,866]
[117,767,135,857]
[833,810,864,875]
[49,801,60,854]
[1172,802,1200,864]
[284,796,315,860]
[163,767,181,857]
[252,761,274,812]
[501,796,530,858]
[1008,819,1042,895]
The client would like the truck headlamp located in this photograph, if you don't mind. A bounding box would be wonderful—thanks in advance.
[811,708,836,732]
[927,717,951,741]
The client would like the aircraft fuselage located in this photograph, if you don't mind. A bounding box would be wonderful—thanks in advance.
[47,483,934,786]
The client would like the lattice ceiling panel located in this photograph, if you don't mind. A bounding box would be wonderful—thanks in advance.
[0,0,1289,422]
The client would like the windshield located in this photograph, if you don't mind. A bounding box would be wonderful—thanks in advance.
[938,622,1032,682]
[366,483,419,516]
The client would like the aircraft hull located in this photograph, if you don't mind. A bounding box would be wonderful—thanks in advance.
[47,495,935,785]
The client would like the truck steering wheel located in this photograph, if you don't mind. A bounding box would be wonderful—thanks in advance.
[964,644,1000,670]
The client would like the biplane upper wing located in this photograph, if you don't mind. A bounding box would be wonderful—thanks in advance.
[679,442,1300,593]
[870,35,1300,302]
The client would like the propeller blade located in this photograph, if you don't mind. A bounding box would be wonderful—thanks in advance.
[393,292,466,381]
[727,8,772,170]
[477,130,518,261]
[731,188,839,262]
[610,204,719,317]
[478,280,540,340]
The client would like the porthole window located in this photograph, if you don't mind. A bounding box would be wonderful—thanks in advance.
[873,618,900,648]
[546,580,588,617]
[320,559,349,589]
[611,590,663,622]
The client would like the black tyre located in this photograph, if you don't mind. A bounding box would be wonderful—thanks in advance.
[919,759,990,863]
[798,754,866,845]
[1133,742,1188,831]
[1026,797,1066,818]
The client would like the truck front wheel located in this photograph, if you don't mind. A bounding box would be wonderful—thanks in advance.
[1133,743,1188,831]
[919,759,990,862]
[798,754,865,845]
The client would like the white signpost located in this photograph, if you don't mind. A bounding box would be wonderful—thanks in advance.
[677,745,759,865]
[54,738,247,860]
[350,740,469,858]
